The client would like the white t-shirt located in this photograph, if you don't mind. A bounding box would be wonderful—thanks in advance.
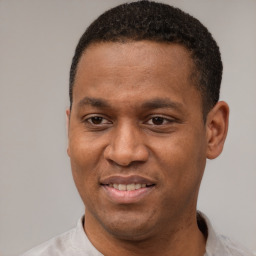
[20,212,254,256]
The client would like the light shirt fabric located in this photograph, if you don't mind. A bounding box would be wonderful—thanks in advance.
[21,212,253,256]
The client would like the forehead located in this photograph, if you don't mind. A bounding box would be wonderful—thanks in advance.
[73,41,201,110]
[76,41,195,77]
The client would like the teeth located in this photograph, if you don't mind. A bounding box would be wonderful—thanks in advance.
[118,184,126,191]
[135,184,141,189]
[112,183,148,191]
[127,184,135,191]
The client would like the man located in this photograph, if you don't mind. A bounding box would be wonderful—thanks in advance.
[21,1,253,255]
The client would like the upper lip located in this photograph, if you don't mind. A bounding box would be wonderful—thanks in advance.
[100,175,156,185]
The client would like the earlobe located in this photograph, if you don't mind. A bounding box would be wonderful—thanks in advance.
[206,101,229,159]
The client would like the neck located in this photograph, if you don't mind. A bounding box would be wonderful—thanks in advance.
[84,210,206,256]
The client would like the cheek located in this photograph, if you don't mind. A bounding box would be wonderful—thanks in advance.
[69,129,104,167]
[155,136,206,215]
[153,130,206,185]
[69,147,101,210]
[68,133,103,194]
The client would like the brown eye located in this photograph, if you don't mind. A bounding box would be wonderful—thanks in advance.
[85,116,112,126]
[90,116,103,124]
[152,117,165,125]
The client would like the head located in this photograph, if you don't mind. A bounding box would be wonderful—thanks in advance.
[69,0,223,120]
[66,1,229,253]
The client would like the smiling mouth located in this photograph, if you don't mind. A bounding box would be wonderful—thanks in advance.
[100,176,156,203]
[103,183,155,191]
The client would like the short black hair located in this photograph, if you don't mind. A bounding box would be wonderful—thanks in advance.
[69,0,222,118]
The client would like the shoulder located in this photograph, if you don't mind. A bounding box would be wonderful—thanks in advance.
[214,234,255,256]
[20,228,75,256]
[20,216,103,256]
[199,212,254,256]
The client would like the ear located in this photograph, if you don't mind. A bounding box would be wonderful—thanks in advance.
[66,108,71,157]
[206,101,229,159]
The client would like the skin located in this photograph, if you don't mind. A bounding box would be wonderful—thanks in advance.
[67,41,229,256]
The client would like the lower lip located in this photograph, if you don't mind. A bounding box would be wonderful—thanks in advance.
[102,185,155,204]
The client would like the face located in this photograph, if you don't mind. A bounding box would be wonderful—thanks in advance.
[67,41,209,240]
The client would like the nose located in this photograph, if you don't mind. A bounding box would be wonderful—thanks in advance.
[104,123,149,166]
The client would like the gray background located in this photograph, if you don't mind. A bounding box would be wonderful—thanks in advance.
[0,0,255,255]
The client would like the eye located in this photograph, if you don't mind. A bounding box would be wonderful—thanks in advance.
[85,116,111,125]
[147,116,171,125]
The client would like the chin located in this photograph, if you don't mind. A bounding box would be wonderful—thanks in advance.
[99,212,157,241]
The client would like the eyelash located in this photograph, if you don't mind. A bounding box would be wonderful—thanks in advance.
[83,115,174,127]
[85,116,112,125]
[145,116,174,125]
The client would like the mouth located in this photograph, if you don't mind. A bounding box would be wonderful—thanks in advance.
[103,183,154,191]
[100,175,156,204]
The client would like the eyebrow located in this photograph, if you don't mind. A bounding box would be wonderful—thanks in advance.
[77,97,111,108]
[77,96,183,111]
[141,98,183,111]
